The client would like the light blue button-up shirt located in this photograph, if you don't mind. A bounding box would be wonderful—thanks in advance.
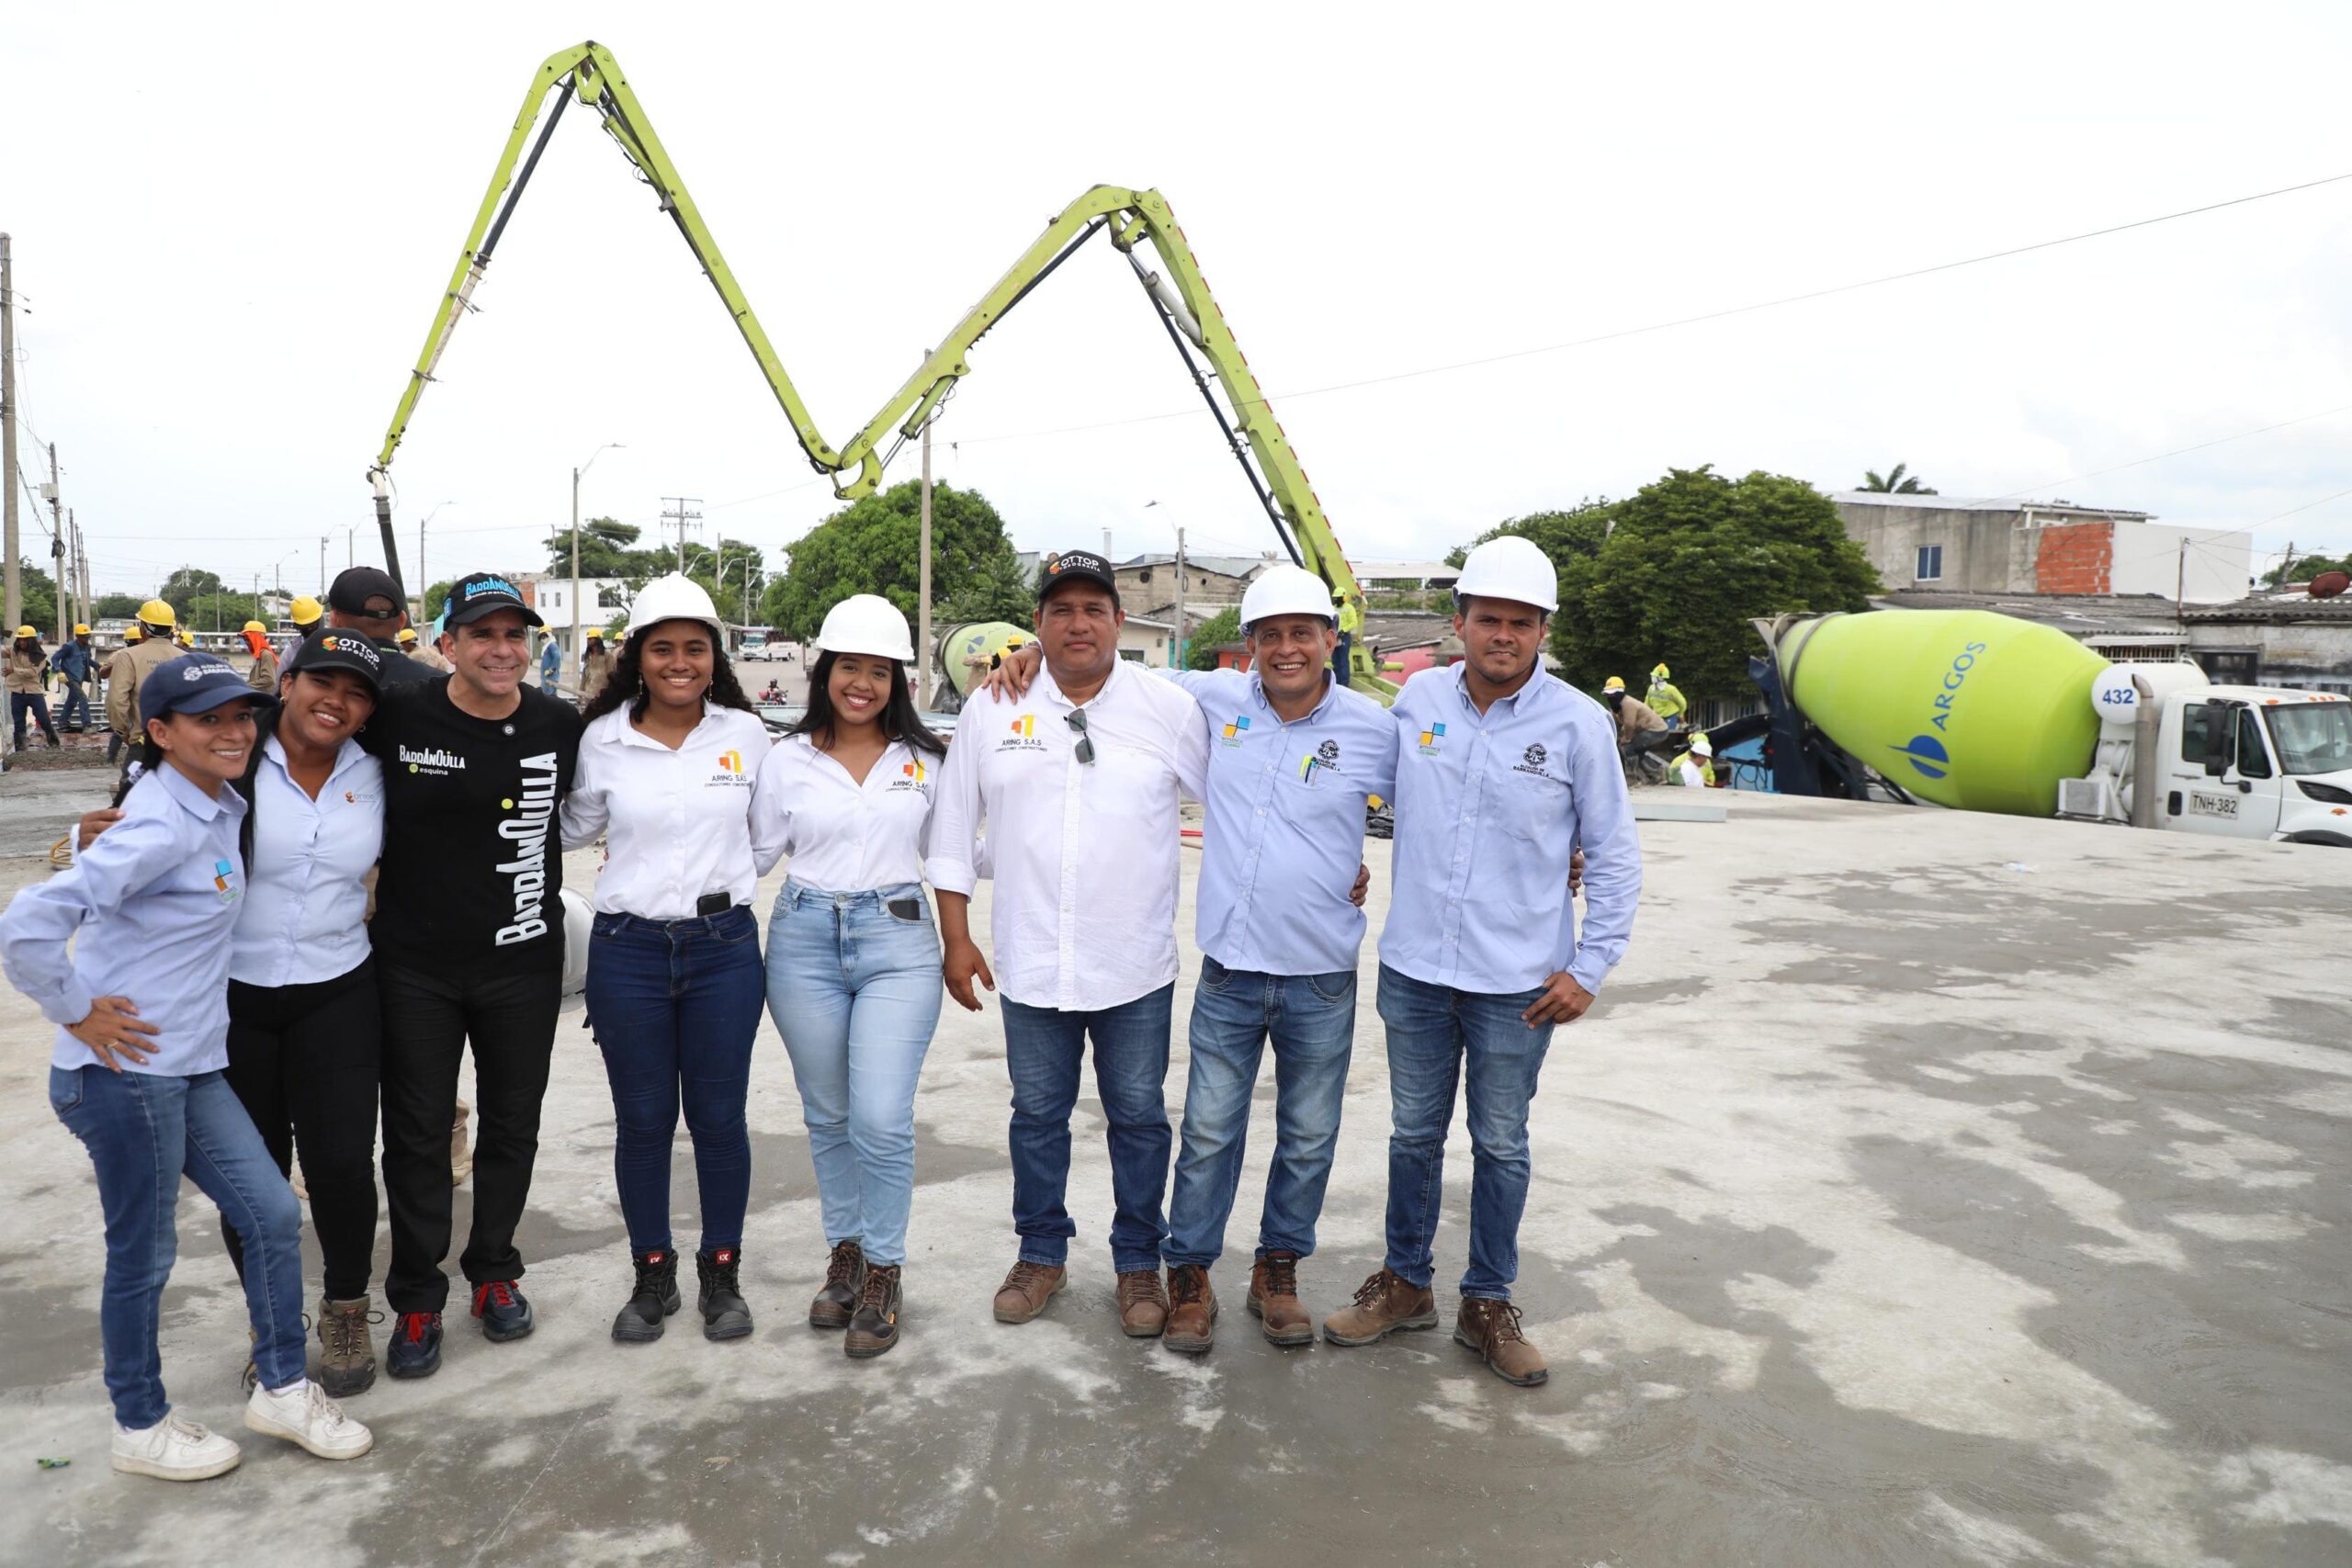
[1159,666,1399,977]
[1380,663,1640,995]
[232,735,384,987]
[0,763,249,1077]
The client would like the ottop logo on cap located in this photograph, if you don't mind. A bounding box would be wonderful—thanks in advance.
[319,632,382,667]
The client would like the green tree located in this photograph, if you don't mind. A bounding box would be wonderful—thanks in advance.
[422,580,458,622]
[542,518,656,580]
[1548,467,1881,702]
[762,480,1028,641]
[2263,551,2351,589]
[92,592,145,621]
[1186,606,1241,671]
[185,592,263,633]
[159,567,225,605]
[1860,463,1936,495]
[13,560,59,637]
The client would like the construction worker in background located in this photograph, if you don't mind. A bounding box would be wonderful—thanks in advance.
[537,634,562,690]
[398,626,451,673]
[289,595,326,638]
[580,627,612,700]
[1334,592,1363,688]
[242,621,280,694]
[1645,662,1689,729]
[105,601,183,770]
[1323,533,1641,1389]
[326,567,433,687]
[7,627,60,751]
[1669,731,1716,788]
[175,629,195,650]
[1601,676,1668,747]
[54,624,97,732]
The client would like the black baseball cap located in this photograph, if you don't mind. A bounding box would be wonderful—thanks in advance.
[444,571,545,628]
[140,653,278,723]
[1038,549,1119,605]
[285,628,385,692]
[328,567,405,618]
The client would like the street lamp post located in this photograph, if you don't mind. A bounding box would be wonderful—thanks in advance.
[572,444,624,671]
[415,501,454,623]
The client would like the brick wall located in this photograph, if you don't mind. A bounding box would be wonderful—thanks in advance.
[2034,521,2114,594]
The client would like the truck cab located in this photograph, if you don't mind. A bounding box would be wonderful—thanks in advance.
[2156,685,2352,846]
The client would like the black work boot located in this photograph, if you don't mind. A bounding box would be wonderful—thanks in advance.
[697,1247,752,1341]
[809,1240,865,1329]
[612,1248,681,1343]
[844,1265,902,1359]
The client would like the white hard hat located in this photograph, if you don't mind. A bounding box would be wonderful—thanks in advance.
[626,574,724,640]
[1453,535,1559,615]
[1690,733,1713,756]
[815,593,915,662]
[1239,564,1338,631]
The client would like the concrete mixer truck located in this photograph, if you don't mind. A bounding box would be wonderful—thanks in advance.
[1745,609,2352,847]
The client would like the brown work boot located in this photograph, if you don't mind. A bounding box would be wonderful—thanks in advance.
[1162,1265,1216,1355]
[1247,1250,1314,1348]
[809,1240,865,1330]
[1116,1269,1170,1337]
[992,1259,1066,1324]
[1454,1297,1548,1387]
[844,1265,902,1359]
[1320,1268,1438,1347]
[316,1295,381,1396]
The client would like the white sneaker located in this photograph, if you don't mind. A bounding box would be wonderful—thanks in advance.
[111,1412,243,1481]
[243,1379,374,1460]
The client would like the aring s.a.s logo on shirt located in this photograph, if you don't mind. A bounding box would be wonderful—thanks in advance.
[997,713,1046,754]
[886,758,931,795]
[706,749,752,789]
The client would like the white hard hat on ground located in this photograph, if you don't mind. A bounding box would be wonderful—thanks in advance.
[815,593,915,662]
[1453,535,1559,615]
[1239,565,1338,631]
[627,574,725,640]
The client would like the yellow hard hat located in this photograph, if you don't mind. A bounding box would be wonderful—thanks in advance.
[1602,675,1626,693]
[243,619,267,634]
[125,624,144,643]
[176,630,194,647]
[1651,662,1670,680]
[586,627,604,639]
[396,627,419,644]
[73,623,90,636]
[138,598,175,628]
[13,626,34,638]
[289,595,323,627]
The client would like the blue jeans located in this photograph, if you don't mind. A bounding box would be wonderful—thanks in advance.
[10,692,56,748]
[1375,964,1556,1301]
[49,1066,306,1428]
[60,681,90,729]
[583,908,764,1255]
[1164,958,1356,1269]
[1000,984,1175,1274]
[764,881,944,1268]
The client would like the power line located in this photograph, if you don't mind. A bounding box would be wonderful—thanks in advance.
[1986,400,2352,502]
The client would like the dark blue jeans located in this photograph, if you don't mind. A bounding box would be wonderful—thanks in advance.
[10,691,56,748]
[1000,983,1175,1274]
[50,1066,307,1427]
[60,681,90,729]
[1164,958,1356,1269]
[583,908,764,1255]
[1376,964,1556,1301]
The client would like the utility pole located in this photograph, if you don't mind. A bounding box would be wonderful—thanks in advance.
[1,232,18,635]
[918,416,934,706]
[660,497,703,572]
[2176,538,2187,625]
[1173,526,1188,671]
[47,443,65,645]
[573,443,622,664]
[318,536,327,595]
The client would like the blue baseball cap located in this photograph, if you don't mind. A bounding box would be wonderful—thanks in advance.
[140,653,277,724]
[445,570,545,628]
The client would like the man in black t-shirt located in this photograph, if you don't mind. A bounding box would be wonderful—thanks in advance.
[364,570,582,1378]
[327,566,436,688]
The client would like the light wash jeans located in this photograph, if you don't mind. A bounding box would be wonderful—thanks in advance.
[764,881,944,1268]
[1162,957,1356,1269]
[49,1065,307,1427]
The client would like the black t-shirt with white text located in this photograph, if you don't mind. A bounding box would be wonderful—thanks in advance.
[364,676,582,972]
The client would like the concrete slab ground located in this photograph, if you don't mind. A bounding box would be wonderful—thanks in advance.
[0,783,2345,1566]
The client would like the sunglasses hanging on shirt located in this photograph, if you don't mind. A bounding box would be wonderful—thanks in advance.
[1064,709,1095,765]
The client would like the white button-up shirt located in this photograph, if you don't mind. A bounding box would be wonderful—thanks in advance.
[232,735,384,987]
[750,734,937,891]
[1381,664,1641,995]
[927,659,1208,1011]
[560,704,770,917]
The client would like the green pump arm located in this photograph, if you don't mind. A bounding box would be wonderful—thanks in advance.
[835,186,1394,698]
[365,40,844,591]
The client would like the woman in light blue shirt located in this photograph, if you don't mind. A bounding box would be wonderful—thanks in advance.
[1,655,371,1483]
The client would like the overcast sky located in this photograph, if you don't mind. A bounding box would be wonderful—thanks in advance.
[6,1,2350,605]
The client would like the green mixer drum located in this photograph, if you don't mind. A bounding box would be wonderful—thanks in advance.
[1780,610,2109,816]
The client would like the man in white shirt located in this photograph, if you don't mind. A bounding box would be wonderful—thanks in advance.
[929,550,1208,1337]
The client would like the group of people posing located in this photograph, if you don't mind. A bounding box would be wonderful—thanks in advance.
[0,530,1640,1488]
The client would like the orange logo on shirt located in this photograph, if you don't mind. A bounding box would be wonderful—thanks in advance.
[716,750,743,773]
[902,760,927,783]
[1008,716,1035,739]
